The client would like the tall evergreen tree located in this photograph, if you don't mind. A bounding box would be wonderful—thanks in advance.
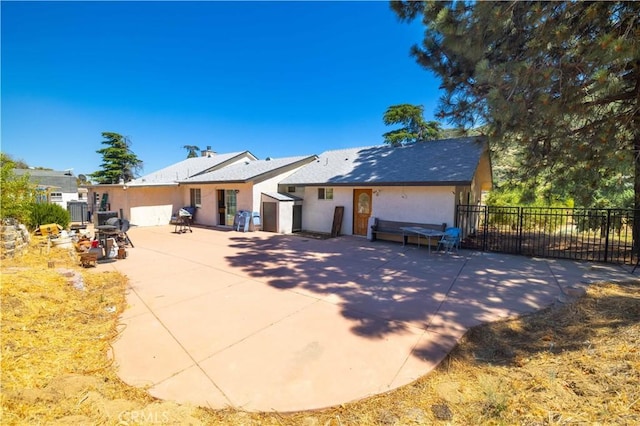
[91,132,143,184]
[382,104,441,146]
[391,0,639,241]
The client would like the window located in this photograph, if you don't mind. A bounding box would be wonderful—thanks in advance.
[190,188,202,207]
[50,192,63,202]
[287,186,296,193]
[318,188,333,200]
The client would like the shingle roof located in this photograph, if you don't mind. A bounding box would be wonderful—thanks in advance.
[129,151,254,185]
[14,169,78,193]
[181,155,316,184]
[280,136,487,186]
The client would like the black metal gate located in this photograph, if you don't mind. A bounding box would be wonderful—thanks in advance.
[456,205,638,265]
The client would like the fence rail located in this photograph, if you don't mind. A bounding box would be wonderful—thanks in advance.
[456,205,638,265]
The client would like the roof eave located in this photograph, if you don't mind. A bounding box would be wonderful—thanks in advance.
[287,181,473,187]
[180,179,248,185]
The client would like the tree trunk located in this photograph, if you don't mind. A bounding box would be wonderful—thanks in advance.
[634,69,640,262]
[634,132,640,261]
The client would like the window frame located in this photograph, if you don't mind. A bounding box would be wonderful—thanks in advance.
[190,188,202,208]
[50,192,63,202]
[317,187,334,200]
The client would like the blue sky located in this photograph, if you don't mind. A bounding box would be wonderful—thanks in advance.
[1,1,442,178]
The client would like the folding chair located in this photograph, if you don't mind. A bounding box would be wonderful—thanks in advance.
[437,227,461,254]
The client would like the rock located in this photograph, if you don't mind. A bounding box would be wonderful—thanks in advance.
[431,403,453,421]
[378,409,399,425]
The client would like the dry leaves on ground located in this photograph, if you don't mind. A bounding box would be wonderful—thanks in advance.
[1,242,638,424]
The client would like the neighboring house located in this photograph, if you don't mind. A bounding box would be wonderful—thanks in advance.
[279,136,492,237]
[14,169,84,209]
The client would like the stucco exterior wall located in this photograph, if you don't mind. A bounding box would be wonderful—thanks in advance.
[370,186,456,227]
[182,163,308,229]
[278,201,294,234]
[130,204,174,227]
[300,187,354,234]
[181,182,253,227]
[127,186,180,226]
[301,186,457,235]
[252,166,304,215]
[88,185,182,226]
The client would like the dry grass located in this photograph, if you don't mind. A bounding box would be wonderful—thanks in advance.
[1,241,638,425]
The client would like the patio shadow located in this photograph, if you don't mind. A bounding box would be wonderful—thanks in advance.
[224,233,568,344]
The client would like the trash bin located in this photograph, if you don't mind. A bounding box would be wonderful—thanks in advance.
[251,212,261,231]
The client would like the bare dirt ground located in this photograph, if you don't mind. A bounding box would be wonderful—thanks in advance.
[1,242,638,425]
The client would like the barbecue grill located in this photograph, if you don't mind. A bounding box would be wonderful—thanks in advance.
[174,207,194,233]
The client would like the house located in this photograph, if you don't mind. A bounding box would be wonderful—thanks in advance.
[87,136,492,236]
[87,149,257,226]
[14,169,86,209]
[178,155,317,230]
[87,149,317,230]
[278,136,492,237]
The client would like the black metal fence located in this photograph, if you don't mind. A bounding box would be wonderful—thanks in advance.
[456,205,638,265]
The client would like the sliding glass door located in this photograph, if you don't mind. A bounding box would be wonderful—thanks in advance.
[218,189,238,226]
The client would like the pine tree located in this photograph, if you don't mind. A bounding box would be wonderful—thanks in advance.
[392,0,639,241]
[382,104,441,146]
[91,132,143,184]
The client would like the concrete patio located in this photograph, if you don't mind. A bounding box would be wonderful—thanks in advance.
[96,225,637,412]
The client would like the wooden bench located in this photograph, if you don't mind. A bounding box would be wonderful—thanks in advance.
[370,219,446,245]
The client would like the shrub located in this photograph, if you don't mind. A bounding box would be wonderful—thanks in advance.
[1,153,36,223]
[28,203,70,230]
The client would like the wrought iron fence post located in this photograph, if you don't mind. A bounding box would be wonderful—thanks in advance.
[483,205,489,252]
[518,207,524,255]
[604,209,611,263]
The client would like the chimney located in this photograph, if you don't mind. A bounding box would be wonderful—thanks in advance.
[201,146,216,157]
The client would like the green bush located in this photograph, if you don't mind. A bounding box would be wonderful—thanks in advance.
[1,153,36,223]
[28,203,70,230]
